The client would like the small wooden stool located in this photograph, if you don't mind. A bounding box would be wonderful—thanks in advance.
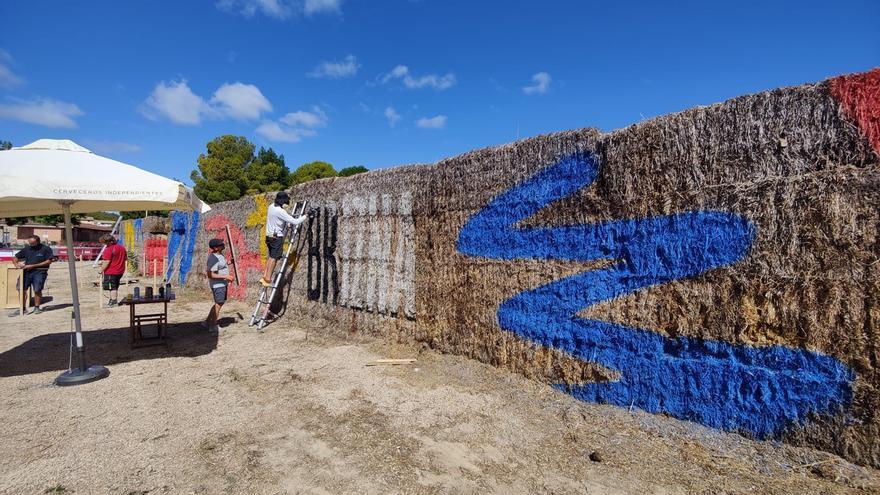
[120,298,169,348]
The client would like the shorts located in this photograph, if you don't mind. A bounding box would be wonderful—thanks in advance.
[102,274,122,290]
[212,286,227,305]
[23,270,47,293]
[266,236,284,260]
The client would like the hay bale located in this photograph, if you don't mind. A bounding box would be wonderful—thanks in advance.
[142,216,170,234]
[182,69,880,467]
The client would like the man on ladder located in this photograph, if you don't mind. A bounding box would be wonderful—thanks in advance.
[260,191,307,288]
[251,191,309,330]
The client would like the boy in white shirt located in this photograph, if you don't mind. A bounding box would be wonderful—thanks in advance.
[260,191,307,287]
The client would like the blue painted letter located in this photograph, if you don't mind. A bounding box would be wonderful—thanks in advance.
[457,153,852,437]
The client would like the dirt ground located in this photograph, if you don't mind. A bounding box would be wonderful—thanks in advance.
[0,264,878,494]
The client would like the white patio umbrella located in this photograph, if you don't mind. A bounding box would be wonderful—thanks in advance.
[0,139,210,386]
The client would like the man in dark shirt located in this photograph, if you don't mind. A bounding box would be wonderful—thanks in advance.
[14,235,55,314]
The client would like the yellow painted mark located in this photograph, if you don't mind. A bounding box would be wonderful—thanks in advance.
[123,221,135,252]
[246,194,269,264]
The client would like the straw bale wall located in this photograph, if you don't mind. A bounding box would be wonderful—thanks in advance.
[121,69,880,466]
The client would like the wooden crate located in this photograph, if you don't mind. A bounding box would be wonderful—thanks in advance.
[0,262,27,310]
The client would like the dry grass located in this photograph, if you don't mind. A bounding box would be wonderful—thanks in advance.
[2,266,879,493]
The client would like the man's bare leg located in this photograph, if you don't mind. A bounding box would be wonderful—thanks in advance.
[261,259,277,286]
[206,304,220,325]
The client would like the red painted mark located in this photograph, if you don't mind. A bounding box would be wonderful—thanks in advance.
[144,237,168,276]
[830,68,880,156]
[205,215,262,299]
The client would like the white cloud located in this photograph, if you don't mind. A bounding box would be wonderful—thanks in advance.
[304,0,341,15]
[383,65,408,81]
[257,106,327,143]
[0,49,24,89]
[0,98,84,128]
[307,55,359,79]
[279,106,327,128]
[216,0,291,18]
[84,140,142,154]
[523,72,551,95]
[216,0,340,18]
[416,114,446,129]
[141,80,272,125]
[210,82,272,120]
[0,65,23,90]
[140,80,212,125]
[381,65,456,91]
[384,106,401,127]
[255,121,309,143]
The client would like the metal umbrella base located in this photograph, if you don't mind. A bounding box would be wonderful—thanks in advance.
[55,365,109,386]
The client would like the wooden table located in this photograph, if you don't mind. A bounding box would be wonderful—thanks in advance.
[119,297,169,348]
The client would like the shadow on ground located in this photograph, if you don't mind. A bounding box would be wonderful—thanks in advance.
[0,321,219,378]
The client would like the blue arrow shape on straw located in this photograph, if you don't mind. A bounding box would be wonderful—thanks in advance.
[457,152,853,436]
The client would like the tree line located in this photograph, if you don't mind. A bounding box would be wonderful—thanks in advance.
[191,134,367,204]
[0,135,369,225]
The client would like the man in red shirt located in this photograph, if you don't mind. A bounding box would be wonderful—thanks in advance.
[98,234,128,307]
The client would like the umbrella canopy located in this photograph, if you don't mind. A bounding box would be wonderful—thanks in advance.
[0,139,210,386]
[0,139,209,217]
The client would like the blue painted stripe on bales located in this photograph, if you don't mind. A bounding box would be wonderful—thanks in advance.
[178,211,199,284]
[457,153,853,437]
[133,218,143,244]
[165,211,187,281]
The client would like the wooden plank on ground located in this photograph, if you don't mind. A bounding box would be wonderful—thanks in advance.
[366,358,417,366]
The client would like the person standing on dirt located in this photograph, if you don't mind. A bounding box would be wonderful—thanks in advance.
[205,238,235,334]
[98,233,127,308]
[14,234,54,314]
[259,191,307,287]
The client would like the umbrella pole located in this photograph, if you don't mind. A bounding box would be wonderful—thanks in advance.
[55,201,109,386]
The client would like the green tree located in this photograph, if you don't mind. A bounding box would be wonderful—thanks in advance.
[4,217,28,226]
[5,210,167,225]
[86,211,120,221]
[246,147,291,193]
[190,135,255,204]
[338,165,368,177]
[121,210,169,220]
[0,140,12,151]
[33,214,81,225]
[290,161,337,185]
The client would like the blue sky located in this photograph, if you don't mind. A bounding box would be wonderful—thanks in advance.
[1,0,878,184]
